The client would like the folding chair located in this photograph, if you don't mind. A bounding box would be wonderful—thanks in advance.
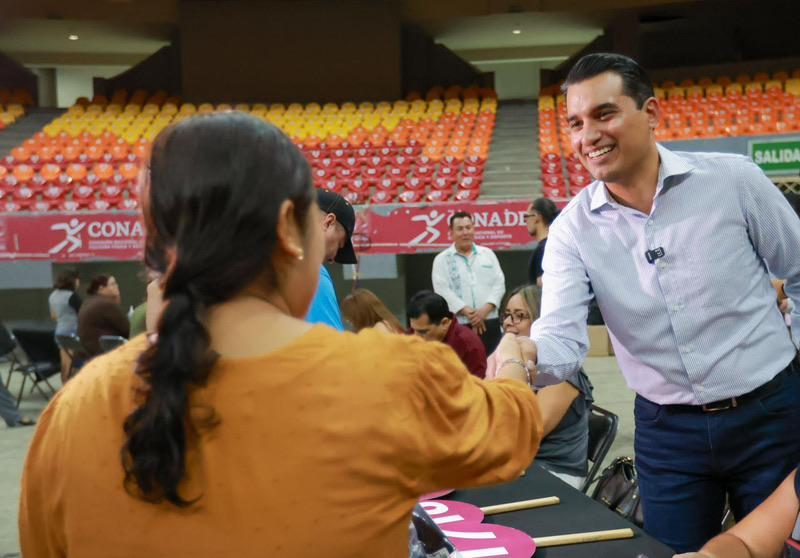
[55,333,86,379]
[99,335,127,353]
[11,329,60,406]
[582,404,619,493]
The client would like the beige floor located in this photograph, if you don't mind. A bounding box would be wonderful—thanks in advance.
[0,356,634,555]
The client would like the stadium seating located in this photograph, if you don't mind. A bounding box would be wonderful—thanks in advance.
[0,86,496,212]
[539,70,800,201]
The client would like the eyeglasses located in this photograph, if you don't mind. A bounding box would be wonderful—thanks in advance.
[502,311,531,324]
[524,212,538,220]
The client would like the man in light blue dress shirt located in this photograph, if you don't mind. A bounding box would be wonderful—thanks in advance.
[528,53,800,553]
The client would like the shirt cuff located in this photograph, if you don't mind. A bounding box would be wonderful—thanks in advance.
[531,334,582,385]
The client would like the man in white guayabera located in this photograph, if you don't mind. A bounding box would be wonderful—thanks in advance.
[432,211,506,354]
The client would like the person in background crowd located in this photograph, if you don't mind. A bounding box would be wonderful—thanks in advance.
[19,113,544,557]
[496,285,593,489]
[77,274,129,357]
[407,290,487,378]
[305,190,357,330]
[432,211,506,354]
[340,288,404,333]
[49,268,82,381]
[0,383,34,428]
[525,198,560,287]
[527,52,800,553]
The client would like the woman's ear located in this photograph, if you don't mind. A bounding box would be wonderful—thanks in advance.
[275,199,305,261]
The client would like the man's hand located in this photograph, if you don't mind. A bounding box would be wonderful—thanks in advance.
[473,321,486,335]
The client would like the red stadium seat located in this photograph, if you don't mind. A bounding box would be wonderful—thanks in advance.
[427,189,452,202]
[342,190,367,205]
[59,200,82,212]
[73,184,95,201]
[371,190,396,204]
[455,189,480,201]
[398,190,425,203]
[431,176,457,190]
[118,198,140,210]
[42,185,66,201]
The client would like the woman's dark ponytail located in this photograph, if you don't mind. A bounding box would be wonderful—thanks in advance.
[122,286,217,506]
[120,112,313,507]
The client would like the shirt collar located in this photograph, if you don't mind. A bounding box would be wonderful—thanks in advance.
[589,143,695,212]
[450,243,477,256]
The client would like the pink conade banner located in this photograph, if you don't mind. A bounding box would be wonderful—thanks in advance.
[420,500,537,558]
[0,198,571,261]
[0,212,145,262]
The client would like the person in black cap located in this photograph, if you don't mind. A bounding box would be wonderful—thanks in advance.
[306,190,357,330]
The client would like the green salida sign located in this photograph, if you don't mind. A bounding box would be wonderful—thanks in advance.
[750,139,800,174]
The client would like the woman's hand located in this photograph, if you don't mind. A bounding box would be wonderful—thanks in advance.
[490,334,537,385]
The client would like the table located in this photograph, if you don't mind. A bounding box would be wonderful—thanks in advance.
[445,465,675,558]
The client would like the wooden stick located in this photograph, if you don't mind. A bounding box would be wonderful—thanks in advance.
[533,528,635,547]
[480,496,560,515]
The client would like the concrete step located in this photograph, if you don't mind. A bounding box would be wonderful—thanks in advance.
[0,108,65,157]
[481,100,542,200]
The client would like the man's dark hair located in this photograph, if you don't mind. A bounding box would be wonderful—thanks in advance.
[407,290,452,324]
[562,53,654,109]
[449,211,473,229]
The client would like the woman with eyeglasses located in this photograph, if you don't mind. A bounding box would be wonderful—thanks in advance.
[498,285,594,489]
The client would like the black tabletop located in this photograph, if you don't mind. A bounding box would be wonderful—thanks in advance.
[445,465,674,558]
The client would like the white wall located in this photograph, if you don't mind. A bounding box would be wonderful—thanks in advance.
[474,59,565,101]
[54,65,130,107]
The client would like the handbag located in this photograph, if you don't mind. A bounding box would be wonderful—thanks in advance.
[590,456,644,527]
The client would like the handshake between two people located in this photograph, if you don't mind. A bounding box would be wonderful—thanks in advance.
[485,333,538,386]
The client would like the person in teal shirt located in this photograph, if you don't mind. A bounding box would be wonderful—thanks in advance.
[306,191,357,330]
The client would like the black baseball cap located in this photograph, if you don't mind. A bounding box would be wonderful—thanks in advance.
[316,189,357,264]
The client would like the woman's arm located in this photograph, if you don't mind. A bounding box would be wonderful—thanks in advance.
[373,321,393,334]
[675,469,799,558]
[536,382,579,436]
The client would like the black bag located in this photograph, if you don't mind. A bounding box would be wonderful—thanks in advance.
[590,456,644,527]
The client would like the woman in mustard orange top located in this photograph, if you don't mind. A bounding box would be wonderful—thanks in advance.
[19,112,543,557]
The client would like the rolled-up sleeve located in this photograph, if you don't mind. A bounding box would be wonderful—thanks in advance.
[530,219,592,383]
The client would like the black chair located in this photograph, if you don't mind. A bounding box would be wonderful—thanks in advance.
[55,333,86,379]
[99,335,127,353]
[582,404,619,493]
[10,328,60,406]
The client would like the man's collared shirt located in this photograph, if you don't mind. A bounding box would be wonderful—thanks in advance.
[531,143,800,405]
[432,243,506,325]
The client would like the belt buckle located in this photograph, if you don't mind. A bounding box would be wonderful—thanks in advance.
[702,397,737,412]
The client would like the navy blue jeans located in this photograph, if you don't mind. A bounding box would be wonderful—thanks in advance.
[634,364,800,554]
